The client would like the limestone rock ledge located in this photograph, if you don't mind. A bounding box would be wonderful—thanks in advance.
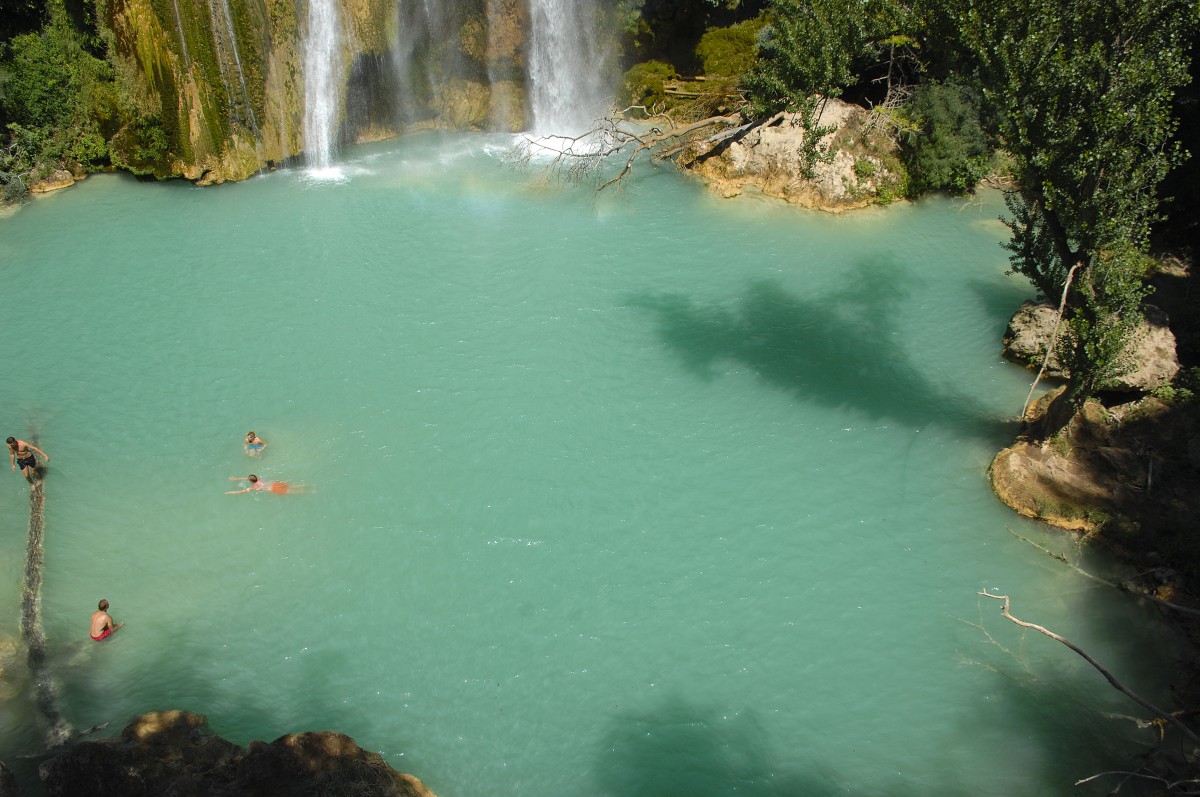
[1001,300,1180,392]
[33,710,436,797]
[990,390,1200,545]
[686,99,904,212]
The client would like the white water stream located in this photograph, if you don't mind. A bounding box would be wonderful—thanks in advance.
[304,0,344,173]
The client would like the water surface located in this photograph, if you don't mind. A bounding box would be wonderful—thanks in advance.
[0,135,1182,795]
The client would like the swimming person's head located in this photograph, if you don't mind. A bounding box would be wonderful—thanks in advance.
[246,431,255,441]
[6,437,15,449]
[98,599,109,611]
[248,475,259,484]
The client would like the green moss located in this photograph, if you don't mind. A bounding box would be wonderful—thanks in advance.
[622,59,676,111]
[695,17,763,77]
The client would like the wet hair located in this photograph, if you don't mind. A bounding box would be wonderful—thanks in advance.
[246,431,255,439]
[6,437,15,446]
[248,474,259,483]
[98,599,109,611]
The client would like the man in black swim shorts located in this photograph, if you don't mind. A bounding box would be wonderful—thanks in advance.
[7,436,49,484]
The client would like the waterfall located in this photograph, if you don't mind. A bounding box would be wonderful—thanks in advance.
[170,0,192,70]
[526,0,611,136]
[304,0,344,172]
[206,0,261,142]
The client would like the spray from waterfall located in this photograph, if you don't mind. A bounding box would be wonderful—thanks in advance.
[304,0,344,173]
[526,0,611,136]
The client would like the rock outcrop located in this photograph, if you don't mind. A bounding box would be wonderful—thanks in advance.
[35,710,436,797]
[1002,300,1180,392]
[991,389,1200,562]
[686,99,905,211]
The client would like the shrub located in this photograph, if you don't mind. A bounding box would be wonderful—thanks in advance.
[901,80,990,196]
[622,60,677,111]
[696,18,764,77]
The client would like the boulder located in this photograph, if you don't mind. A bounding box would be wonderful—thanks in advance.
[29,170,76,194]
[686,98,904,211]
[1001,300,1180,392]
[38,710,436,797]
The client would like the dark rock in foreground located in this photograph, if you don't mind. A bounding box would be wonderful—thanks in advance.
[38,710,435,797]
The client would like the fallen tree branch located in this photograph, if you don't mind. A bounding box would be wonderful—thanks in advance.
[511,112,746,192]
[978,592,1200,749]
[1021,262,1081,421]
[1007,528,1200,617]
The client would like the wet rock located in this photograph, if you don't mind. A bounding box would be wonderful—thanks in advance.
[38,710,436,797]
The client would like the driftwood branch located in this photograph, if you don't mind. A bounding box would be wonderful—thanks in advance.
[978,592,1200,748]
[511,112,745,191]
[1021,262,1081,420]
[1007,528,1200,617]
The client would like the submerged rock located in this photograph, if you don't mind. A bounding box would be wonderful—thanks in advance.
[38,710,436,797]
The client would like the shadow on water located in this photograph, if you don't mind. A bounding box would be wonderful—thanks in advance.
[593,695,977,797]
[964,652,1167,796]
[627,262,1014,441]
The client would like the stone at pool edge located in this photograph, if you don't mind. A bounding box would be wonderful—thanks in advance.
[35,709,436,797]
[29,170,81,194]
[1001,299,1180,392]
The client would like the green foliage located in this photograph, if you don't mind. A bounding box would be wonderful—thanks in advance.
[745,0,924,118]
[622,59,677,110]
[0,8,116,182]
[953,0,1197,421]
[901,80,989,196]
[744,0,866,116]
[695,18,763,76]
[109,113,170,176]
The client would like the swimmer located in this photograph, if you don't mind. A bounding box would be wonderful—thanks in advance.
[226,474,308,495]
[7,436,48,483]
[90,599,124,641]
[244,431,267,457]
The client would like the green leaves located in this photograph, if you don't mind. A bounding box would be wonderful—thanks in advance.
[955,0,1196,418]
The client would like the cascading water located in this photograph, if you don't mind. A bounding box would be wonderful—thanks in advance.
[206,0,261,144]
[171,0,192,70]
[526,0,611,136]
[304,0,344,172]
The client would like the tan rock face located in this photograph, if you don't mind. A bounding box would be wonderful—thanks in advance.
[1002,300,1180,392]
[688,99,903,211]
[30,170,77,193]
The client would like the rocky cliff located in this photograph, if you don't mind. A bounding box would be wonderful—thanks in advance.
[98,0,533,183]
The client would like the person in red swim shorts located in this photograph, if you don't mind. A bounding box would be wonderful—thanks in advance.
[226,474,309,495]
[90,599,123,641]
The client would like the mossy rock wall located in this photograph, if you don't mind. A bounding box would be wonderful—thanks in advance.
[97,0,542,182]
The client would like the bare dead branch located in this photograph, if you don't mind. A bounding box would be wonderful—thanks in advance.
[1021,262,1081,420]
[978,592,1200,748]
[1007,528,1200,617]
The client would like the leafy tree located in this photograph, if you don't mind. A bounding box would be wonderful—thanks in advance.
[901,80,989,195]
[953,0,1197,436]
[1,5,114,178]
